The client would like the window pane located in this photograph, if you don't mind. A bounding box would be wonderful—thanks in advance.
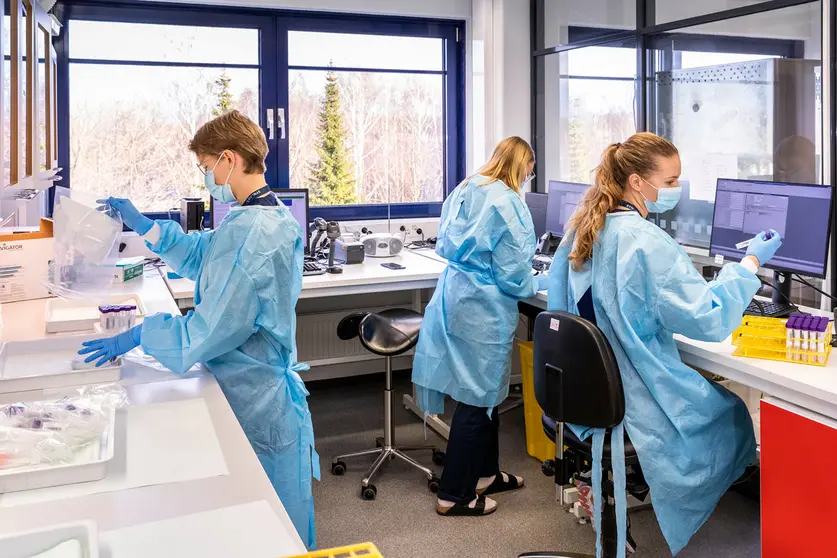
[37,27,45,170]
[290,69,444,206]
[536,40,637,188]
[649,2,821,302]
[288,31,443,71]
[69,64,259,212]
[539,0,634,50]
[655,1,772,24]
[69,21,258,65]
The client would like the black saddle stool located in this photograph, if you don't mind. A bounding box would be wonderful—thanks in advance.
[330,308,444,501]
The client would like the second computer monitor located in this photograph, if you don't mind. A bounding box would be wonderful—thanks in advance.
[210,188,311,251]
[545,180,591,237]
[709,178,832,278]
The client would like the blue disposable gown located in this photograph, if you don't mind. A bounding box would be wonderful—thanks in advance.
[547,211,758,555]
[139,207,319,549]
[412,177,539,414]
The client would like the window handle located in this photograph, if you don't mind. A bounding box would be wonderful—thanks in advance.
[277,108,286,140]
[266,109,275,140]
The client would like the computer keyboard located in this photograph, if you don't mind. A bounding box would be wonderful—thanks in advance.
[744,300,795,318]
[532,255,553,273]
[303,261,327,276]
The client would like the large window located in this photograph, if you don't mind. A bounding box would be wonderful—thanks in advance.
[66,20,260,213]
[288,31,445,208]
[56,4,464,220]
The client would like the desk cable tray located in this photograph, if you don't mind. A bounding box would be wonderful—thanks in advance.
[286,542,382,558]
[731,315,832,367]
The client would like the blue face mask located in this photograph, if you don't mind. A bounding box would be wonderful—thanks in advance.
[641,177,681,213]
[204,152,237,204]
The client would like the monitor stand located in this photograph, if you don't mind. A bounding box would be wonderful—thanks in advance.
[772,271,793,306]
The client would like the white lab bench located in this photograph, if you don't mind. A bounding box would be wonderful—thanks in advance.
[0,272,307,557]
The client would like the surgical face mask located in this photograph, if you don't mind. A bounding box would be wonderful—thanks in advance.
[639,176,681,213]
[204,152,236,204]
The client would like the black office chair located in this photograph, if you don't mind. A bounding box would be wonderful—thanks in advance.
[521,311,644,558]
[330,309,444,501]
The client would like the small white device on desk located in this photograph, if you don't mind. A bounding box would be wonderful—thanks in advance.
[362,233,403,257]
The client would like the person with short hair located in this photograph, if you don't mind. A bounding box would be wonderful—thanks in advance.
[80,110,318,549]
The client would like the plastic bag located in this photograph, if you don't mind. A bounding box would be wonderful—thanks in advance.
[41,187,123,301]
[0,384,129,471]
[122,347,201,374]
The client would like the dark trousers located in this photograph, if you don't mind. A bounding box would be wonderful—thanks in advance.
[437,402,500,504]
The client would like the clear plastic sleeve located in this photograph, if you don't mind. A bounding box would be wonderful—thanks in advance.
[0,384,129,471]
[41,187,123,301]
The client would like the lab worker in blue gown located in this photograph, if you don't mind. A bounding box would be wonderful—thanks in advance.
[546,132,783,557]
[412,136,549,517]
[79,111,319,549]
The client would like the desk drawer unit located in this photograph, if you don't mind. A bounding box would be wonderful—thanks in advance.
[761,396,837,557]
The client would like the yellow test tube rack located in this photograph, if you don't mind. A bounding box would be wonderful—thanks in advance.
[286,542,383,558]
[731,315,832,366]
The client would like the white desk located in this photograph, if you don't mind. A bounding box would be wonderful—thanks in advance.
[0,274,306,557]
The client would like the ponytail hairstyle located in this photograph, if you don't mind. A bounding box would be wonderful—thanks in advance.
[567,132,678,270]
[472,136,535,194]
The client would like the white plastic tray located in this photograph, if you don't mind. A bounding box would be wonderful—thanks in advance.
[0,407,117,493]
[0,335,121,394]
[0,521,98,558]
[45,295,146,334]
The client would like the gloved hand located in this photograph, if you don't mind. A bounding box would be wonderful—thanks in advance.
[97,197,154,235]
[78,325,142,367]
[537,272,550,292]
[746,229,783,266]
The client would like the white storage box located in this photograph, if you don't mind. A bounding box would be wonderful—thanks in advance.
[0,407,117,493]
[0,521,98,558]
[45,295,145,334]
[0,335,121,394]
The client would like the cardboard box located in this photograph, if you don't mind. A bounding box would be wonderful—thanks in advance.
[0,218,54,303]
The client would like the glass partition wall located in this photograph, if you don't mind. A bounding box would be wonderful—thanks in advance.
[532,0,834,308]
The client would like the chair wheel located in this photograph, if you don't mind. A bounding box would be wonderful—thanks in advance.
[428,476,440,493]
[331,461,346,476]
[432,450,446,466]
[541,460,556,477]
[362,484,377,500]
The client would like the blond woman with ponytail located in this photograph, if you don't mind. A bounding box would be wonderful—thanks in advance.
[545,132,783,555]
[412,136,545,517]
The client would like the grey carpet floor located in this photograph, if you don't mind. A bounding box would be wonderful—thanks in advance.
[309,372,760,558]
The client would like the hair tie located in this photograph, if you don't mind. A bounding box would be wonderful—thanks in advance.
[615,142,622,149]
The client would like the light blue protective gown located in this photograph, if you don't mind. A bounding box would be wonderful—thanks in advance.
[139,207,319,549]
[547,211,758,556]
[412,176,539,414]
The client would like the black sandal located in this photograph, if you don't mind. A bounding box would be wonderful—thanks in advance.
[477,471,524,495]
[436,495,497,516]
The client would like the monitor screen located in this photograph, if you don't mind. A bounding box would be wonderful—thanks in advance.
[709,178,833,278]
[525,192,548,239]
[654,181,714,249]
[545,181,590,236]
[210,188,310,238]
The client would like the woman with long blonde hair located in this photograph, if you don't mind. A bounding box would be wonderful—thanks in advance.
[413,136,545,516]
[546,132,782,555]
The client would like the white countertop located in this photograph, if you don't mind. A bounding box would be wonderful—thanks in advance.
[163,248,448,301]
[0,271,306,556]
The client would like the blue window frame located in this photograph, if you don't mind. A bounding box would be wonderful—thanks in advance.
[54,0,465,222]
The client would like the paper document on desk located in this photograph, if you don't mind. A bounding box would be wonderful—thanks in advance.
[0,398,228,507]
[100,501,305,558]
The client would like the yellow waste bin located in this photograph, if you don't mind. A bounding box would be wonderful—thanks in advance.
[519,341,556,463]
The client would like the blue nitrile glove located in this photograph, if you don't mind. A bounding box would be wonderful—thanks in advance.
[746,229,783,266]
[97,197,154,235]
[78,325,142,367]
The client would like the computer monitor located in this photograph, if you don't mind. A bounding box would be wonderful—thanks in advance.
[525,192,548,239]
[709,178,833,279]
[209,188,311,252]
[654,181,714,249]
[545,181,590,237]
